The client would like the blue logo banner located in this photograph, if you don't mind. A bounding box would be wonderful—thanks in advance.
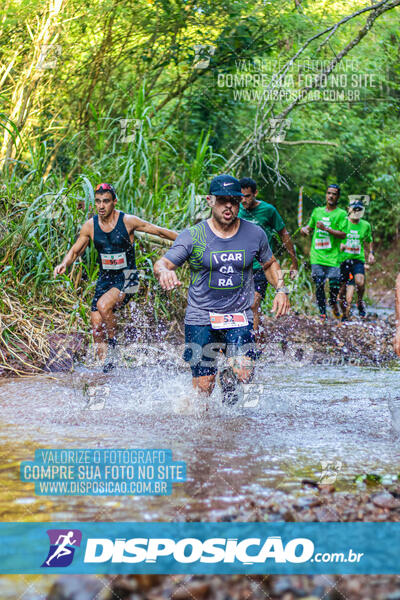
[0,522,399,574]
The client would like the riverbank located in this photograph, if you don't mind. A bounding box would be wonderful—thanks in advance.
[45,571,400,600]
[259,312,396,367]
[2,308,396,376]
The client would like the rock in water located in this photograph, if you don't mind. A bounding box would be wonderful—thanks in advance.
[371,492,400,509]
[171,582,210,599]
[47,575,111,600]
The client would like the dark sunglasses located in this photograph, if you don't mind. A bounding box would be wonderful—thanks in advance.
[215,195,241,204]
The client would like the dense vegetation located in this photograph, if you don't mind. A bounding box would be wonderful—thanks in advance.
[1,0,399,372]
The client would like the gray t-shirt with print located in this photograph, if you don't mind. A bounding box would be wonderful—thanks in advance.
[164,219,273,325]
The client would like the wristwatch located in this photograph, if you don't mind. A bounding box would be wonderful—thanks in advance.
[276,286,290,295]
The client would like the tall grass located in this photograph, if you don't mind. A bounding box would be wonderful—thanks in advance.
[0,87,315,374]
[0,90,225,373]
[263,256,315,316]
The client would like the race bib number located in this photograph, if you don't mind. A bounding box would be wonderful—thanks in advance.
[209,312,248,329]
[315,235,331,250]
[101,252,127,270]
[345,238,361,255]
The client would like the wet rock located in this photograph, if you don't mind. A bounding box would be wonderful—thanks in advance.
[312,574,335,587]
[47,575,111,600]
[270,576,294,595]
[318,484,336,494]
[371,492,400,509]
[111,575,139,597]
[282,509,296,522]
[259,314,395,367]
[134,575,163,590]
[301,479,319,489]
[171,581,210,599]
[313,506,340,521]
[294,497,322,509]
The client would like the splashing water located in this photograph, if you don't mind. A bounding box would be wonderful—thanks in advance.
[0,357,399,522]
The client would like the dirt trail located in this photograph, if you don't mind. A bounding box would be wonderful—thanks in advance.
[260,313,396,367]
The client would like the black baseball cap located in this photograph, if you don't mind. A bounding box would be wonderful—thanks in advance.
[209,174,244,197]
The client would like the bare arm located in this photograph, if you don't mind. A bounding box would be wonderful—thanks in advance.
[316,221,346,239]
[278,227,298,275]
[126,215,178,241]
[367,241,375,264]
[263,256,283,289]
[154,256,182,290]
[53,221,91,277]
[262,257,290,317]
[394,273,400,357]
[301,225,313,236]
[328,227,346,239]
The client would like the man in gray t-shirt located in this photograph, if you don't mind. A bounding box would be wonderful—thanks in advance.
[164,218,272,325]
[154,174,290,400]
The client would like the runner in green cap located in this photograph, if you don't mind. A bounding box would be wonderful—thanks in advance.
[338,199,375,320]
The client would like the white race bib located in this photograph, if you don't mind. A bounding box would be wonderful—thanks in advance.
[209,312,248,329]
[101,252,127,270]
[344,239,361,254]
[315,235,331,250]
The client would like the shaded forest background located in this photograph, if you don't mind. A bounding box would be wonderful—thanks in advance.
[0,0,399,371]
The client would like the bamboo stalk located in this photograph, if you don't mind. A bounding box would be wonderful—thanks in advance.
[135,230,173,247]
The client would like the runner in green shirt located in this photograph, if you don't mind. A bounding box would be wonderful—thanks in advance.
[239,177,298,334]
[338,200,375,320]
[301,184,347,319]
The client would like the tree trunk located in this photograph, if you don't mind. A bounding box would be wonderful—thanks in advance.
[0,0,65,172]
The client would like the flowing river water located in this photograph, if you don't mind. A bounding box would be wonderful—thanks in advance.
[0,338,399,599]
[0,355,399,524]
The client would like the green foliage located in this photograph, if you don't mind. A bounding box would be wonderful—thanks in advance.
[0,0,399,337]
[354,473,400,485]
[262,254,315,315]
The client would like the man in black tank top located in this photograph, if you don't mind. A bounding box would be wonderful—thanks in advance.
[54,183,177,371]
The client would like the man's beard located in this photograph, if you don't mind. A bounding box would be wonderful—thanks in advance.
[213,211,238,227]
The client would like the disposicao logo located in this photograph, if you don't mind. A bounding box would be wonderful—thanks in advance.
[42,529,82,567]
[83,536,314,564]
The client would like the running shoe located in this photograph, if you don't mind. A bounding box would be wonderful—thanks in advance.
[218,365,240,406]
[331,304,341,320]
[102,344,119,373]
[357,301,367,319]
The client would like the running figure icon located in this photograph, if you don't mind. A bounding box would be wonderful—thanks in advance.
[45,531,77,566]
